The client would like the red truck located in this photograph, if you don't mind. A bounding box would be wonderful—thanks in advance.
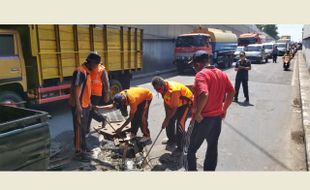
[174,27,237,73]
[238,32,265,47]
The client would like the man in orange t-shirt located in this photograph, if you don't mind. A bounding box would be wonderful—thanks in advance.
[100,87,153,143]
[151,77,193,152]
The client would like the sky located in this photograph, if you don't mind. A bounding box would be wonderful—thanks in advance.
[277,24,303,42]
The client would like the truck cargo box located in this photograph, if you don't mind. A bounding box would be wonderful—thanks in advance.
[0,105,50,170]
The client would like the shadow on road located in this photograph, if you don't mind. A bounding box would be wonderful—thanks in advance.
[223,120,291,170]
[151,150,184,171]
[234,102,255,107]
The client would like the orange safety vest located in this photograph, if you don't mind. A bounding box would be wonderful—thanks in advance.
[163,81,193,108]
[69,64,92,108]
[91,64,106,96]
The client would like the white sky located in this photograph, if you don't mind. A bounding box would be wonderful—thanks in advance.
[277,24,303,42]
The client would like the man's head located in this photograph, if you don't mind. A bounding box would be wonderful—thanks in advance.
[189,50,209,72]
[239,51,246,61]
[151,76,166,94]
[85,51,101,71]
[113,93,128,117]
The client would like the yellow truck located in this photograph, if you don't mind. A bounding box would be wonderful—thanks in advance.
[0,25,143,105]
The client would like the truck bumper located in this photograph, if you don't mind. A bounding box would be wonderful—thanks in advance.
[175,60,193,73]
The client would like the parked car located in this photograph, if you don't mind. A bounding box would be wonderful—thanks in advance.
[276,42,288,56]
[263,42,274,59]
[234,46,245,61]
[244,44,268,64]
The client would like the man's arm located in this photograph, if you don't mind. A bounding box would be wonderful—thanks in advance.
[240,65,251,70]
[222,75,235,118]
[194,92,208,123]
[102,70,110,103]
[116,111,135,133]
[72,71,85,119]
[239,61,251,70]
[192,72,209,123]
[234,61,239,71]
[161,92,180,129]
[222,91,234,118]
[96,104,114,110]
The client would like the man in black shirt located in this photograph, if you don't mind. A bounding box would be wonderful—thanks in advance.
[234,51,251,103]
[272,45,278,63]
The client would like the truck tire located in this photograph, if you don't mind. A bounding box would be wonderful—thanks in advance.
[0,91,24,107]
[228,56,233,67]
[110,79,123,98]
[223,56,229,69]
[177,64,184,75]
[120,72,131,89]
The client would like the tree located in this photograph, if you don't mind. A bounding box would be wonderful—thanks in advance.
[256,24,279,40]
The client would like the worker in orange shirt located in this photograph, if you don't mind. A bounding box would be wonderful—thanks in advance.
[99,87,153,144]
[69,52,101,162]
[86,63,110,134]
[151,77,193,152]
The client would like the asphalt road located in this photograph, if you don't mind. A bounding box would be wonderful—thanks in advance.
[39,53,306,171]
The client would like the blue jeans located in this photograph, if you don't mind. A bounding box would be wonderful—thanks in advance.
[187,116,222,171]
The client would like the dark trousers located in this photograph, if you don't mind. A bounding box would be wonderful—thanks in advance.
[131,100,152,137]
[235,78,249,101]
[187,116,222,171]
[87,95,101,134]
[272,54,277,63]
[166,104,191,149]
[71,107,90,153]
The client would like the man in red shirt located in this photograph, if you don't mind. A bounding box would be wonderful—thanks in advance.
[187,51,235,171]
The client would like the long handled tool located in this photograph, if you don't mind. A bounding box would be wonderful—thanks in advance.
[138,128,164,168]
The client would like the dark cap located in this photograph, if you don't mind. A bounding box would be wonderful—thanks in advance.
[86,52,101,64]
[113,93,128,117]
[113,93,124,108]
[188,50,209,64]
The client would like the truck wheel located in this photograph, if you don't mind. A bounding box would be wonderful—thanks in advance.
[227,56,232,67]
[177,65,184,75]
[110,79,123,98]
[224,56,229,69]
[0,91,24,107]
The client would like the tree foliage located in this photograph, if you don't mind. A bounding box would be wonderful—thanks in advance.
[256,24,279,40]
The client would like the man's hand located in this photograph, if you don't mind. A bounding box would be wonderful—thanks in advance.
[194,113,203,123]
[161,119,170,129]
[190,118,196,126]
[90,104,98,111]
[115,126,124,134]
[221,110,227,119]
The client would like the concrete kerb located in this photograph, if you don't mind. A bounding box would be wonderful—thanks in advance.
[298,52,310,171]
[132,68,177,80]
